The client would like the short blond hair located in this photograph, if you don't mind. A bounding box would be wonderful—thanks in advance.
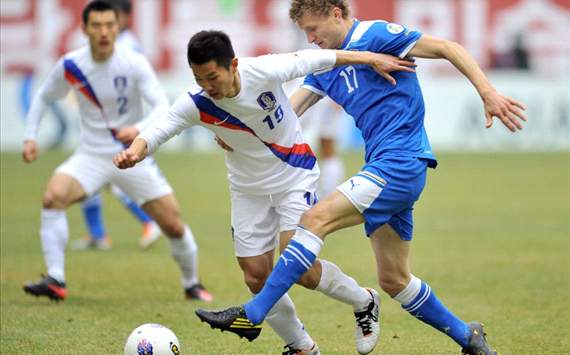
[289,0,351,23]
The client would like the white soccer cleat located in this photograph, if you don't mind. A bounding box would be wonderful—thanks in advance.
[282,342,321,355]
[71,236,112,251]
[354,288,381,354]
[139,221,162,249]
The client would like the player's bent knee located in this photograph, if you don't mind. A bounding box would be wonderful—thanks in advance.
[299,207,327,232]
[244,273,269,294]
[378,275,408,297]
[42,190,68,209]
[159,219,185,238]
[296,267,320,290]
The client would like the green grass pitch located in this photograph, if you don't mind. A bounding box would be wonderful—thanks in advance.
[1,151,568,354]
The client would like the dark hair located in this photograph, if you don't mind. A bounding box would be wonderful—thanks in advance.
[187,30,235,69]
[82,1,118,25]
[104,0,132,14]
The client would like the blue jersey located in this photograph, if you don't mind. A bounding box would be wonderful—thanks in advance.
[303,20,437,168]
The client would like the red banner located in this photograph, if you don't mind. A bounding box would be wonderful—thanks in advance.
[1,0,568,76]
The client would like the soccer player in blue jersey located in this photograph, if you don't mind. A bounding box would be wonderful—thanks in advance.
[195,1,527,354]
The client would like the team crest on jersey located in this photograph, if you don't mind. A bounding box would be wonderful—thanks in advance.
[257,91,277,111]
[387,23,404,34]
[114,76,128,93]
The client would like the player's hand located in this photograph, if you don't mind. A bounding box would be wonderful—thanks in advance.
[22,140,38,163]
[113,148,141,169]
[214,136,234,152]
[115,126,139,145]
[482,90,527,132]
[369,52,417,86]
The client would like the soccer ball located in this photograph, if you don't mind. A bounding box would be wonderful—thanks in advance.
[124,323,181,355]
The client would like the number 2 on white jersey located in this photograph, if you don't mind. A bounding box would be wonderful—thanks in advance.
[339,65,358,93]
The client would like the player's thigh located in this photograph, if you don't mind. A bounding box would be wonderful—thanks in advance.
[111,157,173,206]
[141,194,181,226]
[44,173,87,208]
[231,191,279,258]
[48,153,111,207]
[301,188,364,237]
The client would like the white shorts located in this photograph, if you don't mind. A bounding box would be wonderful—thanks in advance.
[230,178,319,258]
[55,153,172,205]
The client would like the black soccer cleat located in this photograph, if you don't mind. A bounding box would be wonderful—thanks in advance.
[23,275,67,301]
[461,322,499,355]
[195,306,262,342]
[185,283,214,302]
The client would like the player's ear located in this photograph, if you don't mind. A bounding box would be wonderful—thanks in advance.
[332,7,342,20]
[230,58,238,71]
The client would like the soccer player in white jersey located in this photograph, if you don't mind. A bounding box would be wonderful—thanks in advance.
[73,0,162,251]
[21,1,213,302]
[114,30,415,354]
[197,1,527,354]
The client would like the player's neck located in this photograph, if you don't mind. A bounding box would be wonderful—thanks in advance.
[91,46,114,63]
[338,18,355,48]
[226,70,241,98]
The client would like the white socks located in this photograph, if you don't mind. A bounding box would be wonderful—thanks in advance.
[319,156,345,197]
[316,259,371,311]
[40,209,68,283]
[264,293,314,350]
[393,274,421,305]
[168,225,199,288]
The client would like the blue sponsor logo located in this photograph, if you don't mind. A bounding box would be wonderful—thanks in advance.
[137,339,153,355]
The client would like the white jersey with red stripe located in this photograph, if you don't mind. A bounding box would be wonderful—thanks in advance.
[140,50,337,194]
[23,45,169,156]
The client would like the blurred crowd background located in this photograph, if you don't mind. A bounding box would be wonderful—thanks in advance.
[1,0,568,152]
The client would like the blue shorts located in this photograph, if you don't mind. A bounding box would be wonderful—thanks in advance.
[337,156,428,240]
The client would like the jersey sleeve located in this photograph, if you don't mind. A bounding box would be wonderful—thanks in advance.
[132,55,170,132]
[301,73,326,97]
[137,91,200,154]
[23,58,71,141]
[347,21,422,58]
[252,49,336,83]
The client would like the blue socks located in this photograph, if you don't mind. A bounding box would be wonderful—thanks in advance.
[116,191,152,223]
[395,276,471,347]
[82,193,106,240]
[83,190,153,240]
[244,227,323,324]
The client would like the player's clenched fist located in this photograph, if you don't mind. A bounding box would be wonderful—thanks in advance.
[113,149,139,169]
[113,137,148,169]
[22,140,39,163]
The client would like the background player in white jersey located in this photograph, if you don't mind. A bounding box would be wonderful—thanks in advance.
[21,1,212,302]
[114,30,415,354]
[73,0,162,251]
[298,96,345,197]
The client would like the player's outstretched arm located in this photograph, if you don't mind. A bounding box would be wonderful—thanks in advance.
[334,50,417,85]
[113,137,148,169]
[290,88,322,118]
[22,140,39,163]
[408,34,527,132]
